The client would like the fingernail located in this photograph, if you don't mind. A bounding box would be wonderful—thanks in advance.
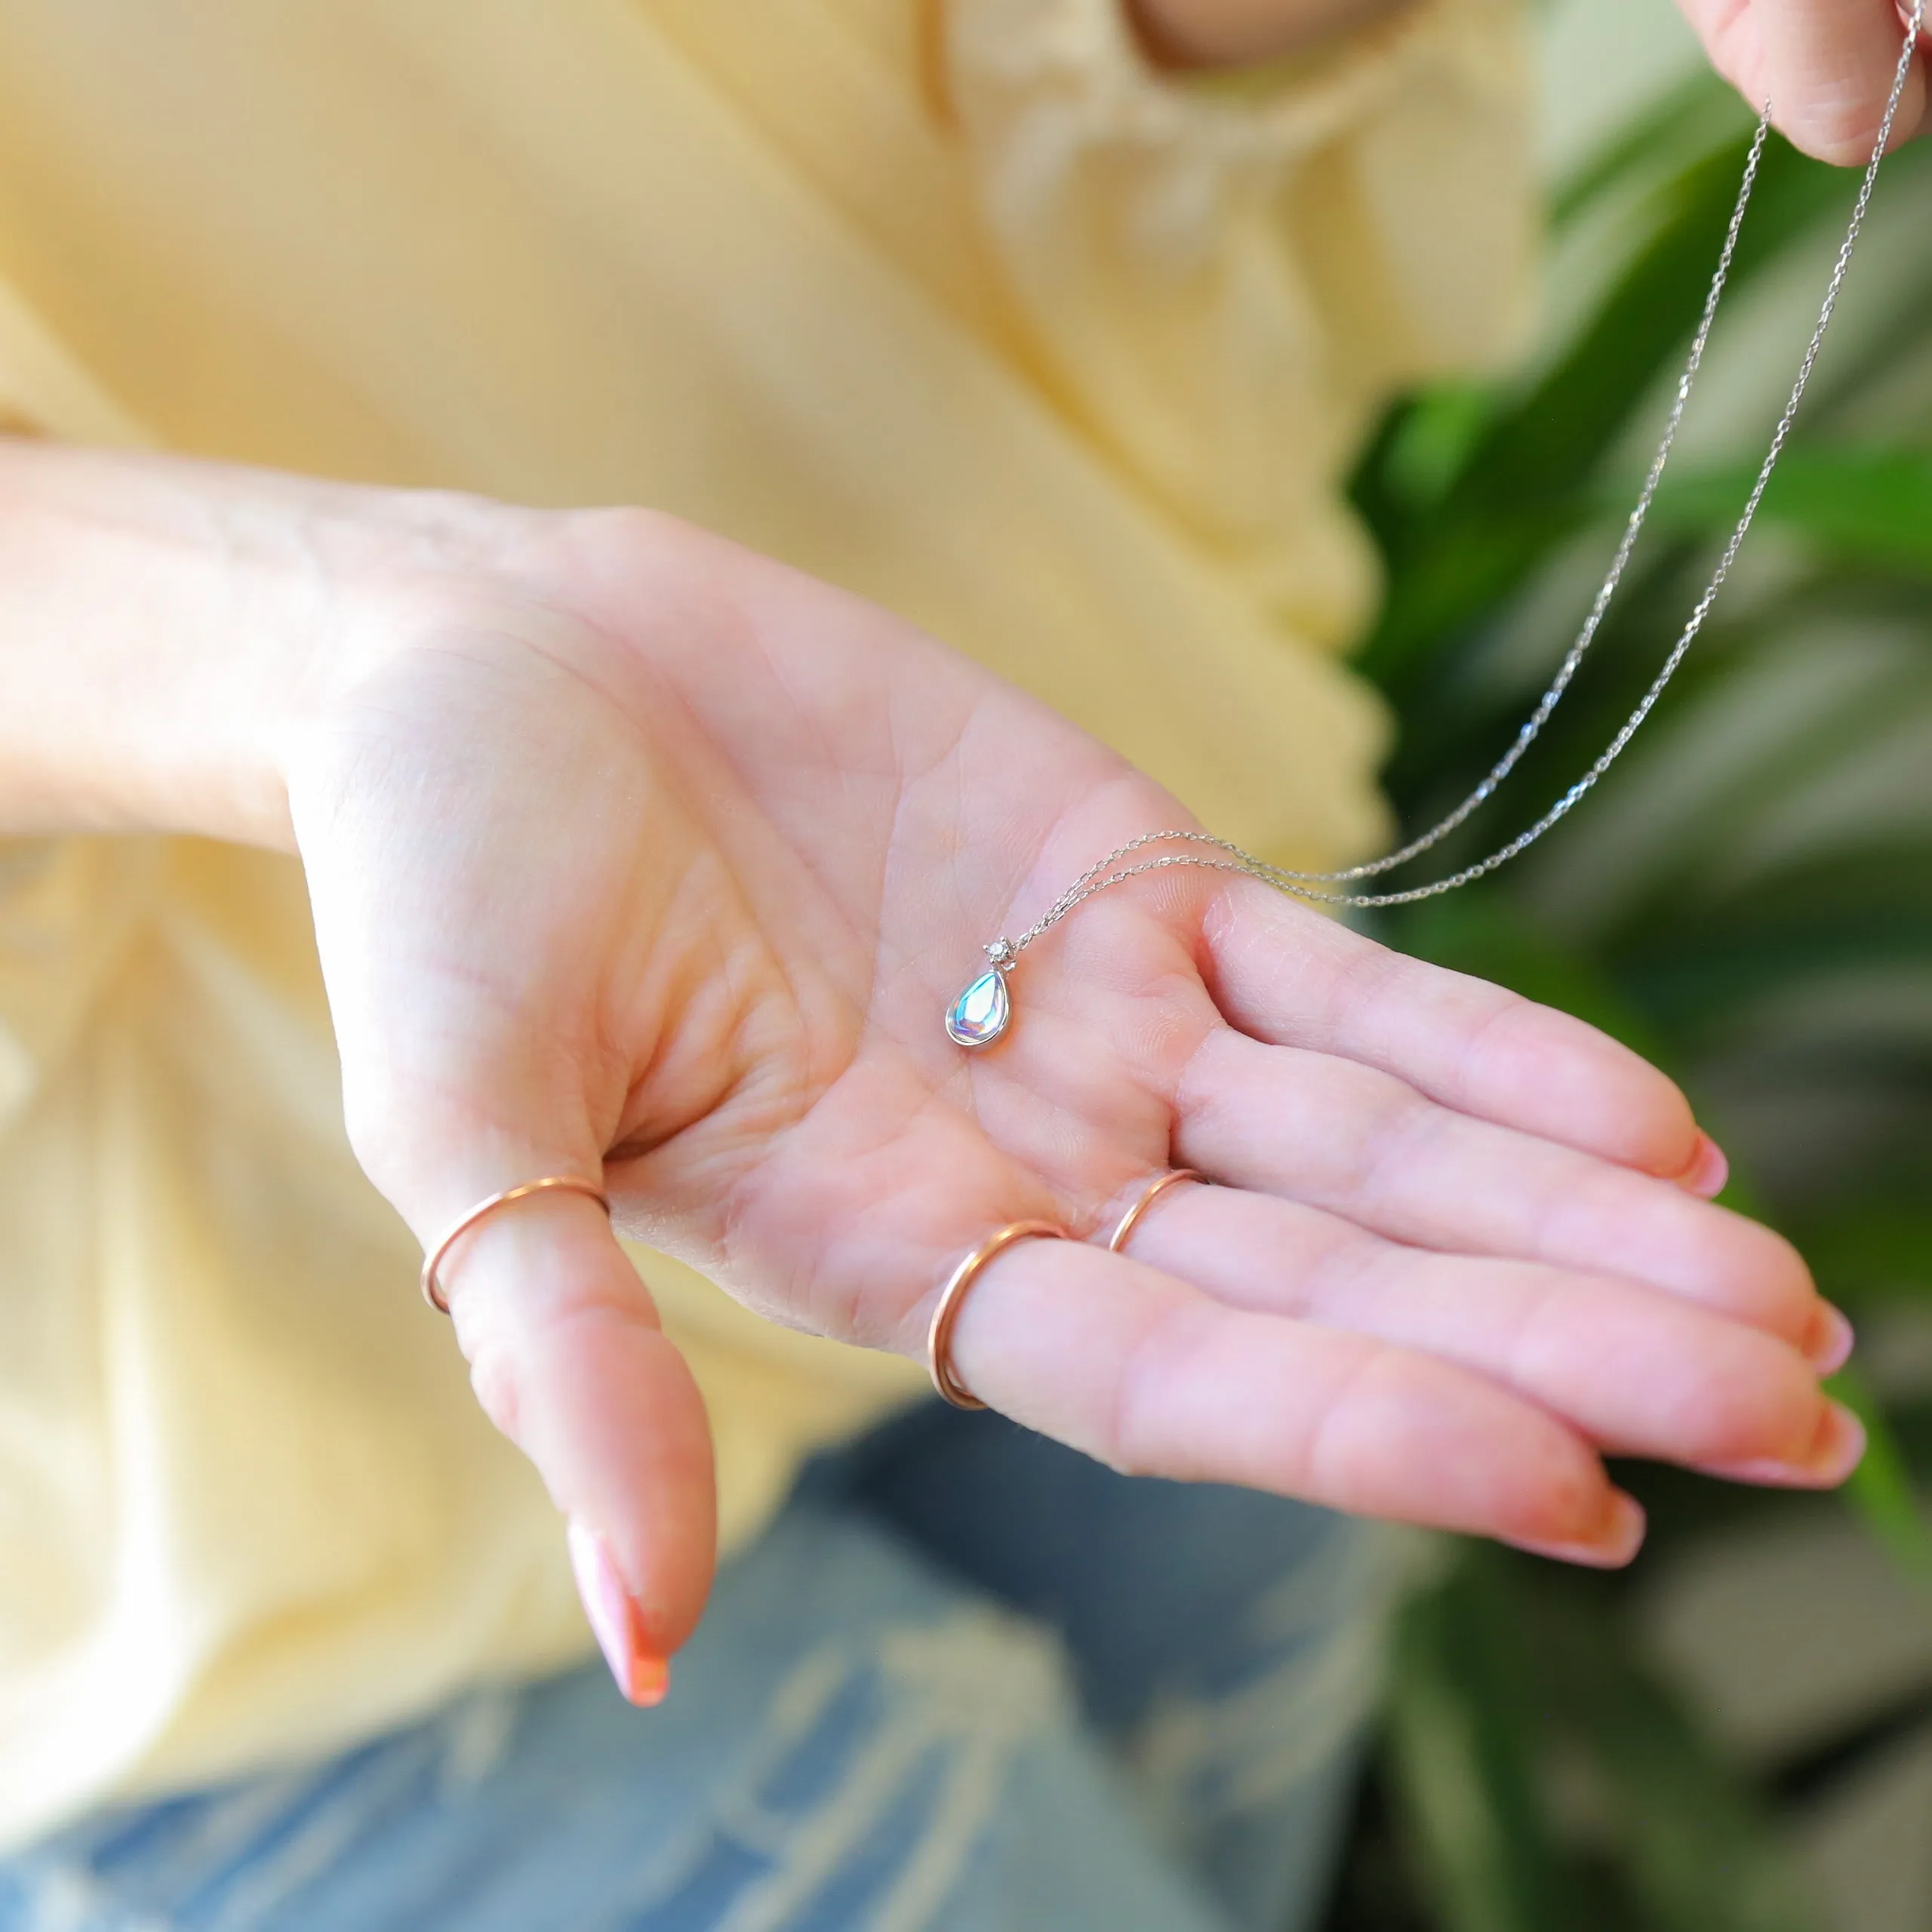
[1700,1400,1867,1490]
[567,1519,671,1708]
[627,1652,672,1706]
[1675,1130,1729,1198]
[1506,1491,1647,1569]
[1804,1303,1857,1377]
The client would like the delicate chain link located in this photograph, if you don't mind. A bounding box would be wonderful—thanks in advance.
[1004,7,1923,949]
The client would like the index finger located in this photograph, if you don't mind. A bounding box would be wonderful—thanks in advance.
[1199,882,1703,1177]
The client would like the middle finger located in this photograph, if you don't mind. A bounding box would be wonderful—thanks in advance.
[1112,1176,1856,1481]
[1175,1029,1831,1358]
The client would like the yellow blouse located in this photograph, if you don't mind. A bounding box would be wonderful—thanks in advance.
[0,0,1531,1850]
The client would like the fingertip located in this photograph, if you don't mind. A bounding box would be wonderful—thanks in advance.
[1672,1130,1730,1199]
[1658,1204,1818,1346]
[1698,1398,1867,1491]
[569,1517,675,1706]
[1805,1303,1856,1377]
[1754,3,1929,163]
[1504,1490,1647,1570]
[446,1200,719,1654]
[558,1315,718,1652]
[626,1654,672,1708]
[1823,1399,1870,1484]
[1487,1002,1700,1175]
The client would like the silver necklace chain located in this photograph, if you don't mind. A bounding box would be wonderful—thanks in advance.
[999,7,1922,958]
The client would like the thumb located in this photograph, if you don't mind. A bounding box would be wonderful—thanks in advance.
[285,668,719,1704]
[419,1164,718,1705]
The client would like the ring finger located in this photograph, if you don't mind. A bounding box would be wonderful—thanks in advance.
[1175,1029,1834,1358]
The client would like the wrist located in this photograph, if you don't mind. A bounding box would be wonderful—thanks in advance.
[0,439,537,851]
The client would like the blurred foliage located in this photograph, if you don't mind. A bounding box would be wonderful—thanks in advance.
[1322,66,1932,1932]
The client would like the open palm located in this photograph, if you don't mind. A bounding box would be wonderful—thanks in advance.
[289,506,1857,1683]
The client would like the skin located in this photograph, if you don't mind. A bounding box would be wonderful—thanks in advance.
[0,441,1861,1684]
[1676,0,1932,162]
[1143,0,1930,167]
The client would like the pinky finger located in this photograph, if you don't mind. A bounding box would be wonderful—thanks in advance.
[943,1238,1646,1568]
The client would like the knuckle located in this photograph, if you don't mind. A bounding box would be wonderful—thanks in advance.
[1346,1072,1439,1201]
[567,500,685,565]
[1103,1297,1214,1481]
[466,1341,524,1442]
[1102,1355,1172,1482]
[1493,1270,1571,1383]
[340,1091,415,1204]
[1300,1340,1460,1520]
[1331,940,1413,1040]
[1451,978,1534,1087]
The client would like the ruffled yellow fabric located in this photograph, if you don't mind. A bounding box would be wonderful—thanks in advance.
[0,0,1531,1847]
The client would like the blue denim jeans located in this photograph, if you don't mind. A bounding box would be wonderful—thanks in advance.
[0,1405,1399,1932]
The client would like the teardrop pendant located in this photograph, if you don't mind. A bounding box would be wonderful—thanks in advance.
[946,968,1011,1049]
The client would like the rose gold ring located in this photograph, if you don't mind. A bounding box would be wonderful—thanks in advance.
[1106,1169,1204,1255]
[926,1220,1069,1411]
[420,1175,612,1314]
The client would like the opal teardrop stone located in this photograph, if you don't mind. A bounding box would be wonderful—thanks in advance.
[946,968,1011,1048]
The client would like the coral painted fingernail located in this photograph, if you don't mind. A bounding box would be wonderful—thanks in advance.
[1676,1131,1729,1198]
[1804,1303,1857,1376]
[568,1519,671,1708]
[1508,1491,1647,1569]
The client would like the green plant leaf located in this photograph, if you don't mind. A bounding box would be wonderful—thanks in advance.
[1648,448,1932,575]
[1385,1555,1586,1932]
[1379,891,1670,1060]
[1385,1551,1825,1932]
[1358,132,1858,691]
[1344,38,1932,1930]
[1795,1199,1932,1305]
[1831,1367,1932,1589]
[1549,72,1752,228]
[1527,1574,1821,1932]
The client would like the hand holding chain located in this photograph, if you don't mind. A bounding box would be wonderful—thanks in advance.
[947,5,1924,1051]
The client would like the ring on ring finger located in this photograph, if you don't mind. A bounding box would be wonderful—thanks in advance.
[1106,1169,1206,1255]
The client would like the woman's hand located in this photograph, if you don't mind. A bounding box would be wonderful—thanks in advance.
[0,442,1860,1699]
[1678,1,1930,162]
[1134,0,1932,169]
[271,493,1860,1698]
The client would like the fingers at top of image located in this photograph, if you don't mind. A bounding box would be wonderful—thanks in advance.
[1679,0,1930,164]
[1174,1028,1821,1346]
[939,1233,1641,1563]
[1198,883,1702,1177]
[1114,1181,1855,1478]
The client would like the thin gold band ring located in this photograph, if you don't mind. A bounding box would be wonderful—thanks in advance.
[926,1220,1069,1410]
[420,1175,612,1314]
[1106,1169,1204,1255]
